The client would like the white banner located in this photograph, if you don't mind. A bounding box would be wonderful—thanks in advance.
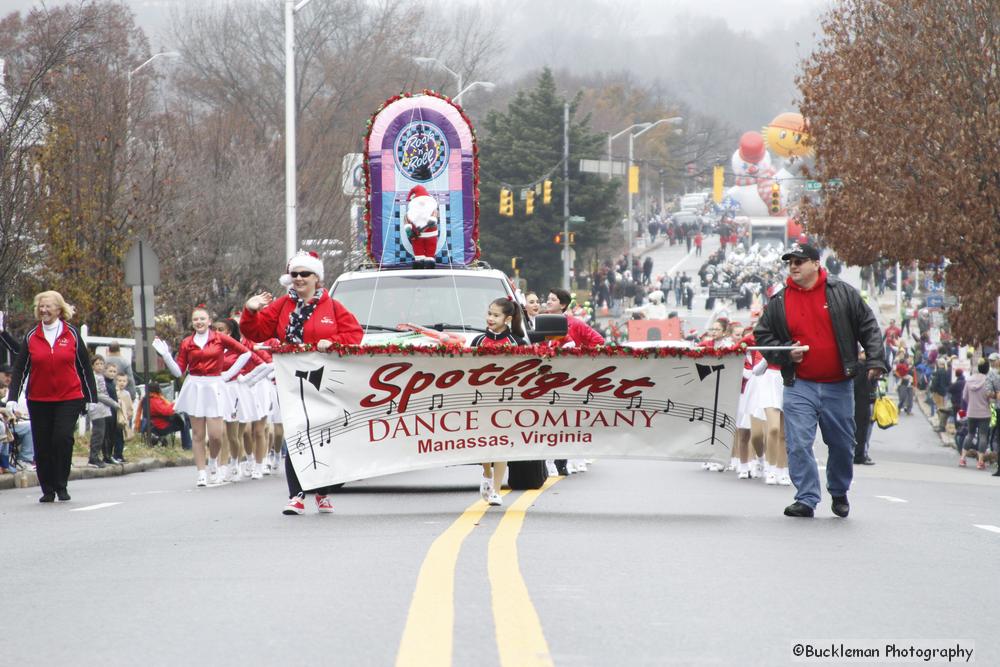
[273,351,744,489]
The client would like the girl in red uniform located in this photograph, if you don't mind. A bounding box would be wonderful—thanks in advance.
[470,298,526,507]
[153,306,252,487]
[241,251,363,515]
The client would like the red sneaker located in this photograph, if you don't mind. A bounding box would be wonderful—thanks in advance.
[976,461,985,470]
[315,494,335,513]
[959,457,967,467]
[282,495,305,515]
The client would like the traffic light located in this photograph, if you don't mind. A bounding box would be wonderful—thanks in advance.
[499,188,514,217]
[525,190,535,215]
[511,257,519,271]
[712,165,724,203]
[543,180,552,205]
[769,182,781,214]
[569,231,575,244]
[553,233,561,244]
[554,232,576,245]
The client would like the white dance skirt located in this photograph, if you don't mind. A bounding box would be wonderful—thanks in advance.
[218,381,239,421]
[736,380,753,430]
[269,383,282,424]
[750,368,784,419]
[231,380,264,422]
[175,375,227,419]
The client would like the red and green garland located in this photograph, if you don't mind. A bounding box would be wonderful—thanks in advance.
[270,342,746,360]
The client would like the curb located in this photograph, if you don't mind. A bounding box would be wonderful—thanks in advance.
[0,456,195,491]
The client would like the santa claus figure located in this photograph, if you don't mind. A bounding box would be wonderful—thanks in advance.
[404,185,440,269]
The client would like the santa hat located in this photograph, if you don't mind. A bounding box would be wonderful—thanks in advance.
[405,185,438,226]
[279,250,324,288]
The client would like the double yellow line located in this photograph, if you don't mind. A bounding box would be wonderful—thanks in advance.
[396,477,561,667]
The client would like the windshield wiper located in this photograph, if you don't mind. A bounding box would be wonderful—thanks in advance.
[423,323,487,333]
[361,324,402,332]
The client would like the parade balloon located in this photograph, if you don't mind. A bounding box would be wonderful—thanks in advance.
[762,112,813,160]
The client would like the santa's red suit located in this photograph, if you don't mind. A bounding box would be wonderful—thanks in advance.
[404,185,439,268]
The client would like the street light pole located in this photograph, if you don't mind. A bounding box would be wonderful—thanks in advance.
[414,56,461,99]
[453,80,495,104]
[626,117,683,271]
[563,102,570,291]
[126,51,180,130]
[285,0,317,260]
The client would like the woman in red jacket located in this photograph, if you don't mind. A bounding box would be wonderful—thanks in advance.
[153,306,252,487]
[241,250,363,515]
[7,291,98,503]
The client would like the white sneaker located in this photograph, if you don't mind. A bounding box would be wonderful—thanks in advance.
[749,460,762,479]
[487,491,503,506]
[737,470,750,480]
[224,465,239,483]
[765,471,778,485]
[567,462,578,474]
[575,459,588,472]
[480,477,492,501]
[208,468,221,485]
[196,471,208,487]
[706,462,725,472]
[778,471,792,486]
[251,463,263,480]
[546,461,559,476]
[241,460,253,478]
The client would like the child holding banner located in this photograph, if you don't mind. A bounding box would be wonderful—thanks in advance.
[471,298,526,506]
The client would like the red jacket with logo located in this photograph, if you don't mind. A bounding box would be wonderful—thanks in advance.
[240,291,363,345]
[9,321,98,403]
[176,332,248,376]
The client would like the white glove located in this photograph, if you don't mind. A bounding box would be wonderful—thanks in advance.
[752,359,768,376]
[86,402,98,412]
[5,400,18,415]
[152,337,169,356]
[237,373,250,384]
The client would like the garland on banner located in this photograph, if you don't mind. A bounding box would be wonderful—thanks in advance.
[362,89,481,265]
[269,343,746,359]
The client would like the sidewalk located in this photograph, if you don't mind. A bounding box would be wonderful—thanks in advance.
[0,455,194,491]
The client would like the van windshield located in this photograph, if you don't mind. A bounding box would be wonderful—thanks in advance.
[331,273,510,330]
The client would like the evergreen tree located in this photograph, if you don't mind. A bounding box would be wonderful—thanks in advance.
[478,68,620,294]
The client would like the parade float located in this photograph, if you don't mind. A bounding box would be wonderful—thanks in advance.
[271,91,744,490]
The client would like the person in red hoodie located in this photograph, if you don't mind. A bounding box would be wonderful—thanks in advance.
[242,250,363,516]
[753,244,886,519]
[7,291,98,503]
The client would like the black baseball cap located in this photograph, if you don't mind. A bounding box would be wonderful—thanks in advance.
[781,243,821,262]
[0,364,11,374]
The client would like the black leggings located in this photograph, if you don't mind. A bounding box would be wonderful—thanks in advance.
[285,454,336,497]
[28,399,85,495]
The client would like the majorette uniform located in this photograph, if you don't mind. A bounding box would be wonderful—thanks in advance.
[165,331,251,418]
[470,330,525,347]
[736,346,755,430]
[222,343,270,423]
[750,349,783,419]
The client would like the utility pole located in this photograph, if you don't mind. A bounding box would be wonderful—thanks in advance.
[562,102,570,291]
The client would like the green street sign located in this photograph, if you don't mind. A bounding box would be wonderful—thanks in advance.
[827,178,843,188]
[804,180,822,191]
[568,215,586,224]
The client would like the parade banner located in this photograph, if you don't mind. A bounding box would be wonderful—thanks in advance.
[273,347,743,489]
[364,91,480,267]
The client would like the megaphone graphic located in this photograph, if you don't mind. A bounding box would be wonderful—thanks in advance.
[295,368,324,391]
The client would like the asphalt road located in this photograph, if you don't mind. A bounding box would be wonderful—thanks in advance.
[4,404,997,667]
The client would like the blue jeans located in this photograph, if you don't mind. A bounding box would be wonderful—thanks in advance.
[14,421,34,463]
[784,378,856,509]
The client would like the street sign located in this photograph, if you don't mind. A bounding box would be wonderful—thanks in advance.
[579,159,626,176]
[341,153,364,196]
[804,180,822,191]
[925,294,944,308]
[568,215,586,224]
[827,178,843,188]
[124,238,160,287]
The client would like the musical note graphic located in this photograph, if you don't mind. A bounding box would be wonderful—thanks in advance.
[499,387,514,402]
[342,409,351,427]
[548,391,561,405]
[717,414,731,429]
[471,390,483,406]
[688,406,705,422]
[662,399,674,414]
[627,395,642,409]
[386,399,397,416]
[320,427,332,447]
[427,394,444,411]
[583,390,594,405]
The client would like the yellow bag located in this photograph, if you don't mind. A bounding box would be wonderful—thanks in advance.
[872,392,899,430]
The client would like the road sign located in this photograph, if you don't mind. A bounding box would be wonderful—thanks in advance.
[341,153,364,196]
[804,180,822,191]
[579,159,626,176]
[124,238,160,287]
[827,178,843,188]
[568,215,586,224]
